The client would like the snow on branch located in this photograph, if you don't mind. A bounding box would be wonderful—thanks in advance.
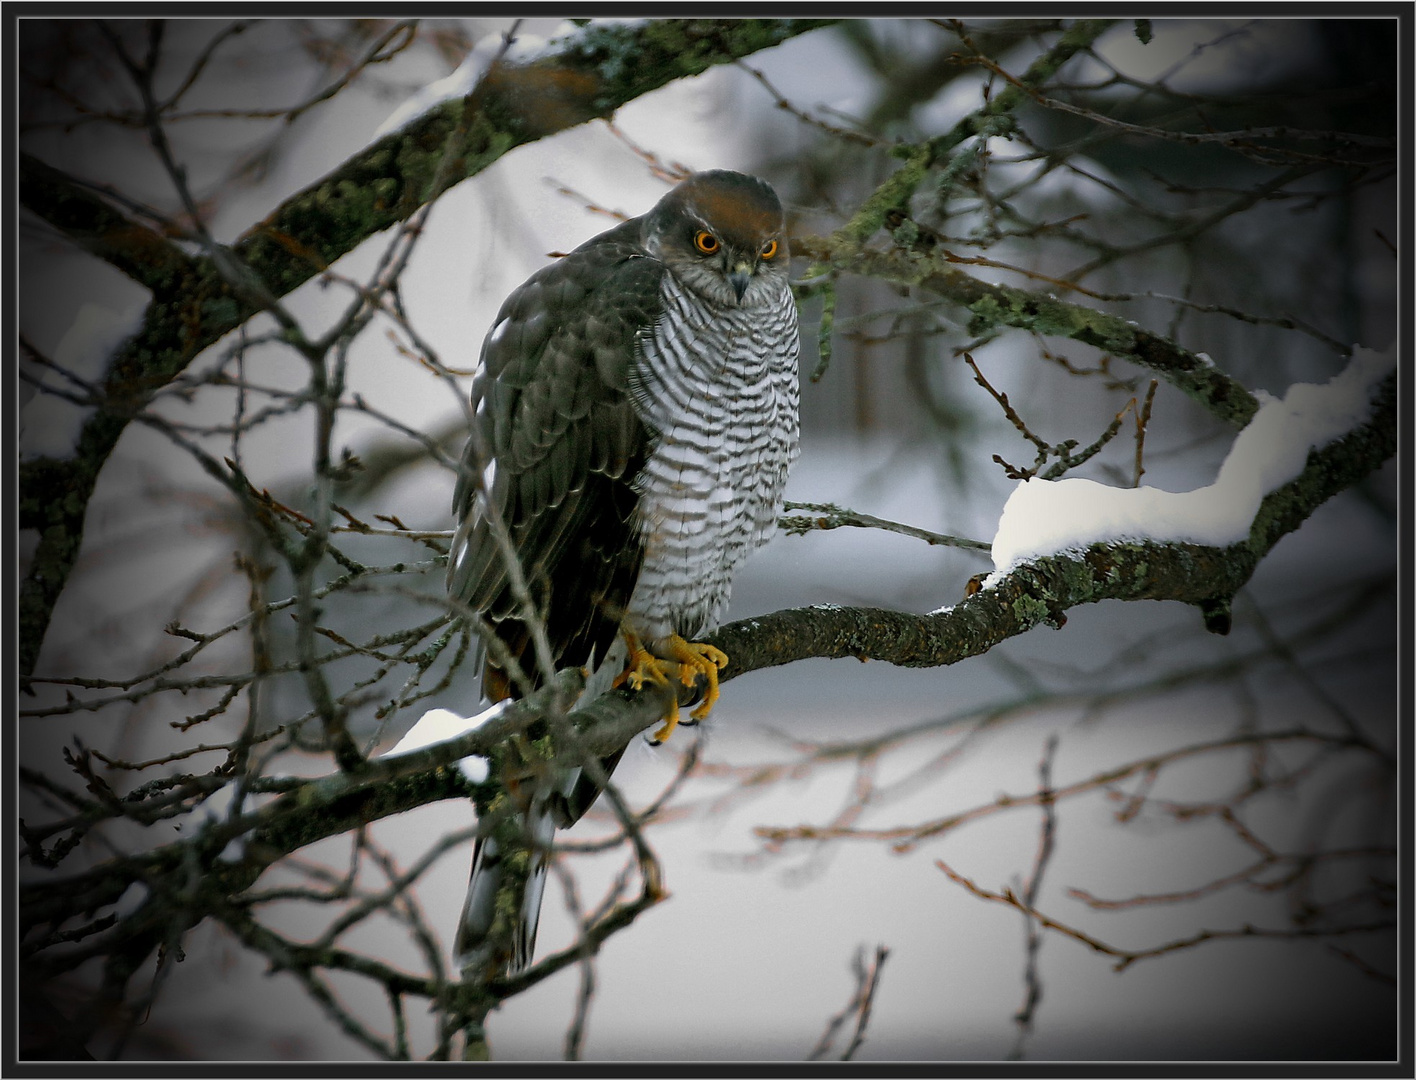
[706,347,1396,679]
[989,345,1396,574]
[382,703,511,786]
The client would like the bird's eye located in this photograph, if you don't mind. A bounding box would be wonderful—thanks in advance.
[760,239,778,260]
[694,231,719,254]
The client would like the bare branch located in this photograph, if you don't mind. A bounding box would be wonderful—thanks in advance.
[810,945,890,1060]
[779,501,991,553]
[936,859,1394,973]
[1009,736,1059,1059]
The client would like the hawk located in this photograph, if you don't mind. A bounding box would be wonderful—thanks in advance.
[447,169,800,975]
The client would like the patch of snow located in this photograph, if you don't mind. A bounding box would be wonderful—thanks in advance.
[375,26,568,138]
[202,783,235,822]
[200,781,255,862]
[113,881,150,918]
[218,837,247,864]
[988,345,1394,574]
[461,756,490,786]
[376,19,656,139]
[384,702,511,785]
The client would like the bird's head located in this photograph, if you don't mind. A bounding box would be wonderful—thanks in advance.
[645,170,789,309]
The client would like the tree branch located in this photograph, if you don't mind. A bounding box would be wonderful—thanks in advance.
[791,235,1261,428]
[830,19,1118,253]
[19,153,194,292]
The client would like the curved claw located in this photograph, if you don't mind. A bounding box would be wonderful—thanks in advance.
[613,632,730,743]
[665,634,728,723]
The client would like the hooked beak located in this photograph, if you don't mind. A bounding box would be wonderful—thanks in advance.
[728,263,751,303]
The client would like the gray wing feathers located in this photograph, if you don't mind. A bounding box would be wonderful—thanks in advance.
[447,236,662,626]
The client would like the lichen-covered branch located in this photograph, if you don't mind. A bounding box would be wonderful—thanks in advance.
[790,236,1261,428]
[19,153,194,292]
[831,19,1118,252]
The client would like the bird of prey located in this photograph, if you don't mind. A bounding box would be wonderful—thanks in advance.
[446,169,800,975]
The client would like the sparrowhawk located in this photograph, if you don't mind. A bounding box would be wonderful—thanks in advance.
[447,170,800,976]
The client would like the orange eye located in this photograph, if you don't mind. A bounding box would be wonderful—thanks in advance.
[760,239,778,260]
[694,230,719,254]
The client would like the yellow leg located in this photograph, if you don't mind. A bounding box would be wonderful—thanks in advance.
[612,631,730,743]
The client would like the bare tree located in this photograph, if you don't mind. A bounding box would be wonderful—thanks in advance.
[17,17,1397,1062]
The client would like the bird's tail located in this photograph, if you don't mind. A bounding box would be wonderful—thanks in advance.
[454,636,628,977]
[454,798,556,977]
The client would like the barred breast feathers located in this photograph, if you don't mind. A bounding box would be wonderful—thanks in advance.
[625,273,800,639]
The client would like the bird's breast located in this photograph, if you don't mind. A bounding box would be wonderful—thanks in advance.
[624,276,801,639]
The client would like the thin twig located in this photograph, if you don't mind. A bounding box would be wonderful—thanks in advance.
[1132,379,1158,487]
[809,944,890,1060]
[736,61,882,147]
[936,858,1393,972]
[780,501,991,553]
[1009,735,1059,1060]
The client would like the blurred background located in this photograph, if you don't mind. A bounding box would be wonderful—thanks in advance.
[17,17,1398,1062]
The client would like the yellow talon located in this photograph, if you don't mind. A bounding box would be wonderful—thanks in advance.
[611,633,667,691]
[664,634,728,723]
[612,632,679,743]
[612,631,730,743]
[651,712,681,746]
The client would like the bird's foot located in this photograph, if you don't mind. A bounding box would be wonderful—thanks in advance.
[665,634,728,725]
[612,632,679,742]
[611,632,670,692]
[612,632,728,743]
